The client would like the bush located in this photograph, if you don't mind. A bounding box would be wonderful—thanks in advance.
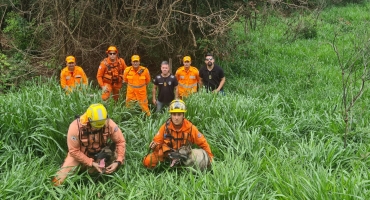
[3,11,40,52]
[284,14,318,41]
[0,53,33,93]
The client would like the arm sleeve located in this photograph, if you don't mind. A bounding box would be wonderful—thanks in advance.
[196,69,201,84]
[60,68,67,89]
[152,124,166,144]
[108,120,126,164]
[96,61,106,87]
[123,67,130,83]
[173,77,178,86]
[199,68,203,79]
[81,69,88,85]
[145,68,151,85]
[191,125,214,160]
[67,120,94,167]
[175,69,180,80]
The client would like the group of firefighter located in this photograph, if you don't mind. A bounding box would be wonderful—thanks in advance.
[54,45,225,186]
[60,46,226,116]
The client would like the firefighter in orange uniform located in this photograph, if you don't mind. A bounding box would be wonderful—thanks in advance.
[60,56,88,93]
[123,55,151,116]
[52,103,126,186]
[143,100,213,168]
[97,46,127,101]
[175,56,200,99]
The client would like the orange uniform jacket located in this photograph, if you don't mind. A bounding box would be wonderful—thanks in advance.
[123,66,151,98]
[153,119,213,160]
[66,118,126,167]
[175,66,200,98]
[97,58,127,88]
[60,66,88,90]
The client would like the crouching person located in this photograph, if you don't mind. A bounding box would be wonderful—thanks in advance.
[52,103,126,186]
[143,100,213,169]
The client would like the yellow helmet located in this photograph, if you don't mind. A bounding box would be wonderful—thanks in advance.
[131,55,140,62]
[183,56,191,62]
[65,56,76,63]
[106,46,118,54]
[86,103,108,128]
[169,100,187,113]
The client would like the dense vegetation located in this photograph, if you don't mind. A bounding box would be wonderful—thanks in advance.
[1,1,370,199]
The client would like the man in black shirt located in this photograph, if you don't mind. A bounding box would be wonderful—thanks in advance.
[152,61,178,112]
[199,53,226,94]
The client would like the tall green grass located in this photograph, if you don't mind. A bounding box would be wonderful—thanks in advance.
[1,2,370,199]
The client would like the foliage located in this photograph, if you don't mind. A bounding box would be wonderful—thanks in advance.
[3,11,40,52]
[1,2,370,199]
[1,0,243,81]
[284,12,319,41]
[0,53,34,93]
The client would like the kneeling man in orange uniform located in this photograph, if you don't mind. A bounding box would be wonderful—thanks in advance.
[52,103,126,186]
[143,100,213,168]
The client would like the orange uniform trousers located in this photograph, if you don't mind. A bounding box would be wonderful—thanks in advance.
[52,152,96,186]
[126,84,150,116]
[102,82,122,101]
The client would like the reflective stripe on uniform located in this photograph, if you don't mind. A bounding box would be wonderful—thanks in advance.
[128,83,146,88]
[178,83,197,88]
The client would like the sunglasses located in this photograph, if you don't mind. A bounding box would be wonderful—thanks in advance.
[205,58,213,61]
[109,53,117,55]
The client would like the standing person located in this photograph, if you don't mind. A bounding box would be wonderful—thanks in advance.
[123,55,151,116]
[152,61,178,113]
[60,55,88,93]
[143,99,213,169]
[199,53,226,94]
[52,103,126,186]
[175,56,200,99]
[97,46,127,101]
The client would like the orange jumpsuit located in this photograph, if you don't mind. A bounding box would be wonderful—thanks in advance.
[97,58,127,101]
[175,66,200,99]
[123,66,151,116]
[53,115,126,186]
[60,66,88,92]
[143,118,213,168]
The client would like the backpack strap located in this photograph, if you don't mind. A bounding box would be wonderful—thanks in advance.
[76,116,110,156]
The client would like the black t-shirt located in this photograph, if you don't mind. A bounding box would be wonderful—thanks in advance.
[153,74,178,103]
[199,64,225,91]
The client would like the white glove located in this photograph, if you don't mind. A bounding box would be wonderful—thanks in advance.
[102,85,108,93]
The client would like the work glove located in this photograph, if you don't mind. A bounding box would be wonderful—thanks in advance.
[102,85,108,93]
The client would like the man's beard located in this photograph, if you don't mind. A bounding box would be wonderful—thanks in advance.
[207,62,212,66]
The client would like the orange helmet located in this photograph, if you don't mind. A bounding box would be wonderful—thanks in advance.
[106,46,118,54]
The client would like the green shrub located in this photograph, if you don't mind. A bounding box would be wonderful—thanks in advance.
[284,14,318,41]
[3,11,40,52]
[0,53,33,93]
